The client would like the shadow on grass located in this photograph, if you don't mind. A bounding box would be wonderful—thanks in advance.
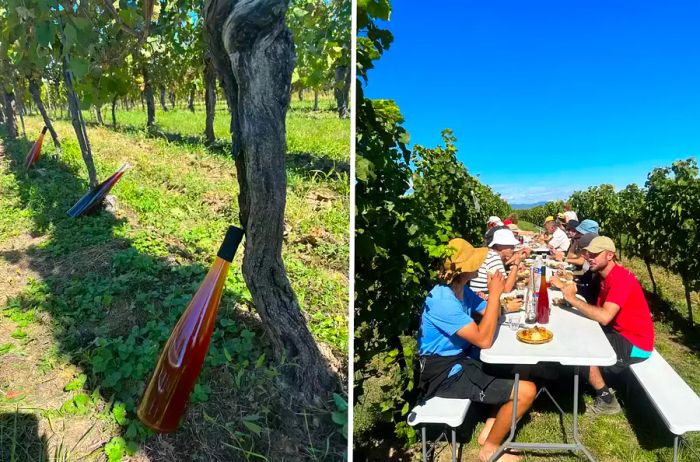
[0,412,49,462]
[0,131,344,460]
[645,288,700,354]
[82,120,350,178]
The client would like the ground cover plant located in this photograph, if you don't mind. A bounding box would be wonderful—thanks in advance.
[0,94,349,461]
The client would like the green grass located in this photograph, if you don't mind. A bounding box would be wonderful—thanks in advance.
[517,220,539,233]
[110,93,349,162]
[0,96,348,461]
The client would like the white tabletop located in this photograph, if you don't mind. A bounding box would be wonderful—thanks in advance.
[481,289,617,367]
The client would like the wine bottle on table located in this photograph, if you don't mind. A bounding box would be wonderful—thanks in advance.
[536,261,550,324]
[137,226,244,432]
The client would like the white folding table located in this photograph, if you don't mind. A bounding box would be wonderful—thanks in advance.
[480,289,616,461]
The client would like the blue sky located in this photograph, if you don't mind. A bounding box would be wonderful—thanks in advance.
[365,1,700,204]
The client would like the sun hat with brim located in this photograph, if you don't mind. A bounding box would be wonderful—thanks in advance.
[544,216,554,224]
[583,236,616,253]
[507,223,521,232]
[577,232,598,249]
[489,229,520,247]
[487,216,503,225]
[566,219,580,230]
[443,238,488,276]
[557,212,566,221]
[576,219,599,234]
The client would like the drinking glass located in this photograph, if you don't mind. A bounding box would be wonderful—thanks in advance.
[509,312,523,331]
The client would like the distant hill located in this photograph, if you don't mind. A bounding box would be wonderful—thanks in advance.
[510,201,547,210]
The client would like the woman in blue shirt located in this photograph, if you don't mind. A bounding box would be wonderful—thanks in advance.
[416,238,537,462]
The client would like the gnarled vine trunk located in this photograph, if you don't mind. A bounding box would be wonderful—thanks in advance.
[28,78,61,153]
[95,106,104,125]
[159,86,168,112]
[204,0,335,397]
[111,95,118,126]
[143,67,155,127]
[334,65,350,118]
[3,91,18,139]
[14,89,26,138]
[188,87,195,112]
[683,278,694,326]
[203,54,217,145]
[63,55,98,188]
[644,257,657,294]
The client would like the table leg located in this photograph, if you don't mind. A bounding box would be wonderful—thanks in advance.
[487,368,600,462]
[487,372,520,462]
[673,435,679,462]
[572,366,596,462]
[451,428,457,462]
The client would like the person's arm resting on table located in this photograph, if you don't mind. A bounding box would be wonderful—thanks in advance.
[555,277,620,325]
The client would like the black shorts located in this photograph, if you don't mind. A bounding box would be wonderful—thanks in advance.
[602,330,648,374]
[433,359,515,405]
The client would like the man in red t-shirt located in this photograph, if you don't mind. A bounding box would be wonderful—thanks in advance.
[551,236,654,415]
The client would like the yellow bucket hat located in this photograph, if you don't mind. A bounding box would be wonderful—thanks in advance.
[544,215,554,225]
[443,238,488,277]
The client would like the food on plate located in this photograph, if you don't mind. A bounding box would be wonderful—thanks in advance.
[517,326,554,344]
[556,269,575,282]
[501,294,523,313]
[552,297,569,307]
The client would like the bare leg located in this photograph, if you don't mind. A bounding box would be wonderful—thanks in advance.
[588,366,606,390]
[479,381,537,462]
[478,416,496,446]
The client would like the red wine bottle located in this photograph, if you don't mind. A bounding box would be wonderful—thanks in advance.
[137,226,244,432]
[536,262,550,324]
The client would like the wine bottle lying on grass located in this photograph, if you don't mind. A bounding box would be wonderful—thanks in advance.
[66,163,131,217]
[137,226,245,432]
[24,126,47,169]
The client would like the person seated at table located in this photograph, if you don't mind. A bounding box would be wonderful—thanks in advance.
[417,238,536,462]
[562,232,601,304]
[541,216,555,243]
[552,220,581,261]
[471,229,528,298]
[556,212,568,228]
[485,216,506,246]
[545,218,570,253]
[551,236,654,415]
[563,203,579,222]
[575,218,599,236]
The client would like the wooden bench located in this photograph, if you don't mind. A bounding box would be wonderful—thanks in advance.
[629,349,700,461]
[407,397,471,462]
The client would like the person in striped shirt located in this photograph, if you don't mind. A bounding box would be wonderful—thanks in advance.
[470,229,527,300]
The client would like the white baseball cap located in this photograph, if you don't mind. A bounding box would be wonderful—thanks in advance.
[488,229,520,247]
[487,216,503,226]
